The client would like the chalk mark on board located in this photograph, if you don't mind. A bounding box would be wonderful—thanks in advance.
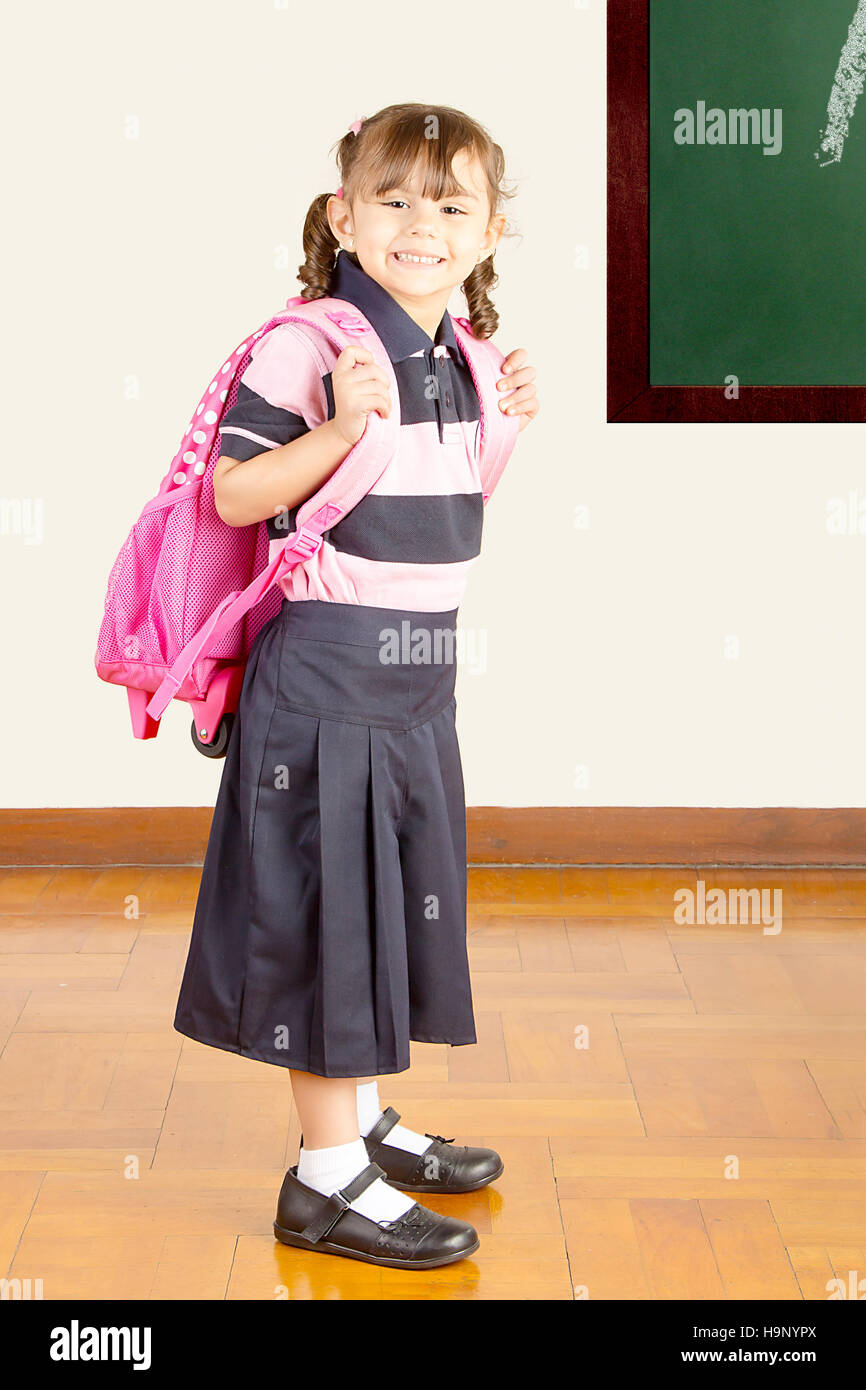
[816,0,866,164]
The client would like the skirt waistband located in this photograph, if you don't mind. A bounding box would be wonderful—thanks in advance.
[280,597,459,648]
[273,598,460,730]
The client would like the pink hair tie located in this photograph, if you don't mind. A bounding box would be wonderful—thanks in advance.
[336,117,365,197]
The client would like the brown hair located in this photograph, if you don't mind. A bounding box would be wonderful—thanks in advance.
[297,103,517,340]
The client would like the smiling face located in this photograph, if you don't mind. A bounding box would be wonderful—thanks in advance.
[328,146,505,331]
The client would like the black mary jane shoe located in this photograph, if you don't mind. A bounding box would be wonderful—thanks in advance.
[362,1107,505,1194]
[273,1161,480,1269]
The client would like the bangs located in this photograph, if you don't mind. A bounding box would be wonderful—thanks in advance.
[352,118,487,206]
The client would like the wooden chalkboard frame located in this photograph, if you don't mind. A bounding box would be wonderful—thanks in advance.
[608,0,866,422]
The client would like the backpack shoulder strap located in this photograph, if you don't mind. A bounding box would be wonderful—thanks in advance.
[274,296,402,528]
[145,296,400,721]
[451,316,520,506]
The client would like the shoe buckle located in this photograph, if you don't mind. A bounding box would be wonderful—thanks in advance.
[301,1163,386,1244]
[303,1188,350,1244]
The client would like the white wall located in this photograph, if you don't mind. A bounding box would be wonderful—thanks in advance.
[3,0,864,810]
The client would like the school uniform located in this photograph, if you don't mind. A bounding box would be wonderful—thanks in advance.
[173,249,487,1078]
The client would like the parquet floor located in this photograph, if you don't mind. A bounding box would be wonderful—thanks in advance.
[1,865,864,1300]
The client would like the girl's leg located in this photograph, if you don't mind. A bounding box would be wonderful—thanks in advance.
[289,1070,358,1148]
[289,1068,416,1222]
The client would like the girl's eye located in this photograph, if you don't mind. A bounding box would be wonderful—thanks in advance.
[383,200,466,215]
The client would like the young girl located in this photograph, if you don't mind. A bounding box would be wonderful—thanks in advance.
[173,102,538,1270]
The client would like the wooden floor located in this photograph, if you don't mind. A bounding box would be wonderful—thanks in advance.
[1,865,865,1301]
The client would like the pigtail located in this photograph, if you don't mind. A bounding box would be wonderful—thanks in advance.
[462,254,500,340]
[297,126,361,298]
[297,193,340,300]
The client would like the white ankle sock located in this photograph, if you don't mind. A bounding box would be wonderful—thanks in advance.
[356,1080,433,1157]
[356,1080,383,1134]
[296,1137,415,1224]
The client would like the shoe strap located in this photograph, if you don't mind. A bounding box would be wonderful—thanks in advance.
[364,1105,401,1152]
[299,1161,387,1244]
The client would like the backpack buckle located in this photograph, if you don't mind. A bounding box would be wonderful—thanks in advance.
[283,525,323,564]
[324,310,369,337]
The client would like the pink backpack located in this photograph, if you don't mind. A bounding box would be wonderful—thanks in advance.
[94,294,519,755]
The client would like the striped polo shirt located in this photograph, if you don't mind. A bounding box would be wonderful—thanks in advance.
[217,248,484,612]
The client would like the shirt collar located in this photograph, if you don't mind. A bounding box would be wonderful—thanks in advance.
[330,249,461,362]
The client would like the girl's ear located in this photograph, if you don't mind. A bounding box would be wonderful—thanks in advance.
[484,212,507,253]
[327,193,355,245]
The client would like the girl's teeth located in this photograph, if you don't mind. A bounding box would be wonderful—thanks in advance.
[394,253,442,264]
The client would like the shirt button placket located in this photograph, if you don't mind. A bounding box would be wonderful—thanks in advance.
[431,349,444,444]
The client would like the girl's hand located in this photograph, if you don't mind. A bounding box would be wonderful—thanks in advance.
[497,349,539,432]
[331,345,392,447]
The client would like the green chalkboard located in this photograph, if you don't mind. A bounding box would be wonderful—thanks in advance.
[650,0,866,386]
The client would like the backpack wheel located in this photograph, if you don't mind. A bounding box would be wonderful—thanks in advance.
[190,713,234,758]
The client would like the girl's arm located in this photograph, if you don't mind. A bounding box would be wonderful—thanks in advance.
[214,343,392,528]
[214,419,351,527]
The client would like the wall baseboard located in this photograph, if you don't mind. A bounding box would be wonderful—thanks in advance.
[1,807,864,867]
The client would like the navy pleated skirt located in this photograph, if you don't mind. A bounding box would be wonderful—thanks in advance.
[173,597,477,1078]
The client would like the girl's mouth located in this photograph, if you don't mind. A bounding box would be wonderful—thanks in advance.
[390,251,445,266]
